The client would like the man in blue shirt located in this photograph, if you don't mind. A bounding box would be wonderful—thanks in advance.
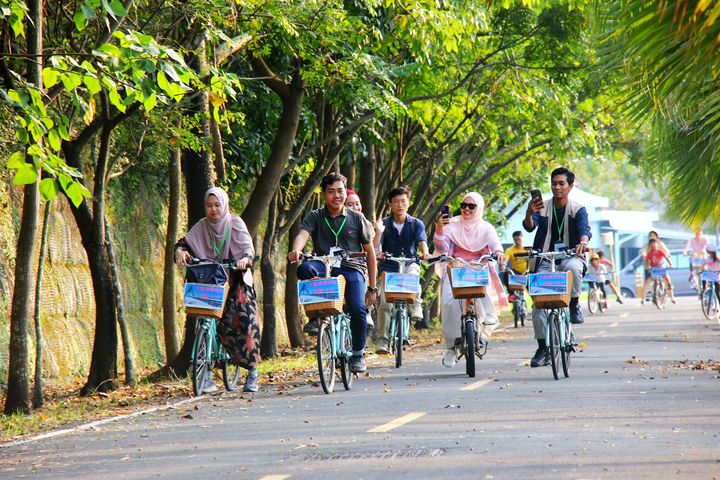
[373,187,429,354]
[523,167,590,367]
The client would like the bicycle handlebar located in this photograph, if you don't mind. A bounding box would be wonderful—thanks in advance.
[428,253,497,265]
[514,248,577,260]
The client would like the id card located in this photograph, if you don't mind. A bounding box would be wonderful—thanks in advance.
[553,242,566,252]
[329,246,342,268]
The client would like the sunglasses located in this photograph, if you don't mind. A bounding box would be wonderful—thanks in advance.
[460,203,477,210]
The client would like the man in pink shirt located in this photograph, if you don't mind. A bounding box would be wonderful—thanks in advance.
[684,228,709,282]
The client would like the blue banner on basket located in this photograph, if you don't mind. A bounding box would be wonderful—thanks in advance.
[183,283,226,310]
[297,278,342,305]
[450,266,489,288]
[508,274,527,287]
[701,271,719,282]
[583,274,601,283]
[692,257,706,267]
[528,273,568,295]
[650,267,666,279]
[384,273,420,293]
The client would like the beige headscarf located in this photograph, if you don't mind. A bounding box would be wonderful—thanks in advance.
[442,192,499,252]
[184,187,254,261]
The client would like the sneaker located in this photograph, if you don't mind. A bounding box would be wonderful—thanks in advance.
[569,303,584,324]
[350,355,366,373]
[366,313,374,329]
[442,349,457,368]
[201,378,218,394]
[616,297,624,304]
[243,369,259,393]
[483,316,498,326]
[530,347,549,367]
[303,318,319,336]
[375,340,390,355]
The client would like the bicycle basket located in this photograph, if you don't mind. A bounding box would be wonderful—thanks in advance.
[508,274,528,291]
[383,272,419,304]
[650,267,666,280]
[186,262,229,285]
[183,282,230,319]
[448,260,489,299]
[692,257,707,267]
[528,271,572,309]
[701,271,720,282]
[298,275,346,316]
[583,274,601,283]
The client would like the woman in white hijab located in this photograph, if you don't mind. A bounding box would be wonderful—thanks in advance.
[175,187,260,392]
[434,192,507,368]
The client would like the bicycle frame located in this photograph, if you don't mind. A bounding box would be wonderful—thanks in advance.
[383,255,418,357]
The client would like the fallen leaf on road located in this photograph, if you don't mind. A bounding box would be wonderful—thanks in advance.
[181,414,193,420]
[445,404,461,408]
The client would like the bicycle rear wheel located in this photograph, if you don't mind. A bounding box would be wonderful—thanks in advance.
[464,317,477,378]
[560,316,572,378]
[192,325,211,396]
[701,288,717,320]
[547,311,561,380]
[587,287,598,314]
[339,319,353,390]
[654,282,666,310]
[395,308,404,368]
[317,319,335,394]
[222,352,241,391]
[598,289,608,313]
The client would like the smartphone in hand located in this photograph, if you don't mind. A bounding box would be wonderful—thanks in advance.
[441,204,450,217]
[530,189,542,203]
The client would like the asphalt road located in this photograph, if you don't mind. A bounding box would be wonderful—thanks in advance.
[2,297,719,480]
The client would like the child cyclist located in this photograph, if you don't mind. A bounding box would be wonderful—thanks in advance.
[587,255,609,300]
[702,244,720,300]
[641,238,676,304]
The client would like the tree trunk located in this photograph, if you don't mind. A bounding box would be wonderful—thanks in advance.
[260,194,279,358]
[105,215,134,386]
[209,114,226,184]
[162,146,182,362]
[284,217,306,347]
[32,200,52,408]
[241,67,306,237]
[340,157,355,190]
[359,135,377,222]
[4,0,43,415]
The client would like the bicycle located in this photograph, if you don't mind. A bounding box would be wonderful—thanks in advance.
[650,267,670,310]
[585,274,607,314]
[518,248,578,380]
[296,251,365,394]
[507,272,529,328]
[690,254,706,297]
[440,253,496,378]
[700,270,720,321]
[381,254,421,368]
[183,259,241,396]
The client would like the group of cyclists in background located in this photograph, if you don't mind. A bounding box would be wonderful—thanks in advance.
[174,167,718,393]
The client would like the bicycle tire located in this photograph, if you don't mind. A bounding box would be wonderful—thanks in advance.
[464,317,476,378]
[317,319,335,394]
[339,318,353,390]
[561,315,572,378]
[222,353,241,391]
[701,288,716,320]
[513,302,520,328]
[548,311,561,380]
[654,282,666,310]
[192,325,211,396]
[598,289,608,313]
[587,287,598,314]
[395,308,404,368]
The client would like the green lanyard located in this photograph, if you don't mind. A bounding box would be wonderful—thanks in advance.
[324,215,347,246]
[212,228,230,257]
[552,205,565,240]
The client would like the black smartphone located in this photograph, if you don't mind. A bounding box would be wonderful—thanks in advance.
[441,204,450,217]
[530,189,542,203]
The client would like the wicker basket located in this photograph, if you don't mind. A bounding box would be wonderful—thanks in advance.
[300,276,346,316]
[185,283,230,319]
[448,261,488,299]
[382,272,418,304]
[530,271,573,309]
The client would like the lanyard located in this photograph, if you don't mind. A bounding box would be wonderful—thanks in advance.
[212,228,230,257]
[324,215,347,246]
[552,205,565,240]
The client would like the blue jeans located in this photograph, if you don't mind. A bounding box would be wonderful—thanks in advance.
[297,261,367,355]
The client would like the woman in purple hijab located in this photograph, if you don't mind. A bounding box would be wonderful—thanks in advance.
[175,187,260,392]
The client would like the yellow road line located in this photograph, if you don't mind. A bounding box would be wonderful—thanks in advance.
[610,321,620,328]
[259,476,291,480]
[460,378,493,391]
[368,412,427,433]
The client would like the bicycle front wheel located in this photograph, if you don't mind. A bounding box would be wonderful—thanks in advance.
[192,325,211,396]
[560,316,572,378]
[317,319,335,394]
[464,317,477,378]
[339,319,353,390]
[547,311,561,381]
[395,308,404,368]
[654,282,666,310]
[701,288,717,320]
[587,287,599,314]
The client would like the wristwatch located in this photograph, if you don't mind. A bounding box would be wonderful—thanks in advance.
[367,286,378,294]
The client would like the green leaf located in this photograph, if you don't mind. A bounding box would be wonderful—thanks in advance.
[95,43,121,57]
[156,70,171,95]
[42,67,59,88]
[61,72,83,92]
[65,181,91,207]
[47,128,61,151]
[7,151,25,169]
[142,92,157,112]
[13,164,38,185]
[83,74,102,94]
[108,88,126,112]
[73,11,87,31]
[39,178,59,201]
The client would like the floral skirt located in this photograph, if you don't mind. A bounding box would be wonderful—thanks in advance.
[217,281,261,369]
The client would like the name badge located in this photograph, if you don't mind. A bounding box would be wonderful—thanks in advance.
[553,242,566,252]
[329,246,342,268]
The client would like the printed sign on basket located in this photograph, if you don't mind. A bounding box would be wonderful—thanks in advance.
[692,257,706,267]
[528,273,569,296]
[650,267,667,279]
[450,266,489,288]
[384,273,420,293]
[583,274,601,283]
[701,271,720,282]
[508,274,527,288]
[183,283,226,310]
[298,278,342,305]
